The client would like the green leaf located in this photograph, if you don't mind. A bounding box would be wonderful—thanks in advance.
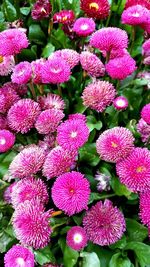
[79,143,100,167]
[80,252,101,267]
[109,235,127,250]
[29,24,46,45]
[125,242,150,266]
[87,116,102,132]
[86,243,113,267]
[109,253,132,267]
[34,246,55,265]
[62,0,80,15]
[3,0,17,21]
[126,219,148,242]
[20,7,31,16]
[63,245,79,267]
[42,43,55,58]
[111,176,131,197]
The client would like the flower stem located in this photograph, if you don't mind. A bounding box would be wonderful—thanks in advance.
[106,0,114,27]
[130,27,136,55]
[57,84,62,96]
[29,82,36,100]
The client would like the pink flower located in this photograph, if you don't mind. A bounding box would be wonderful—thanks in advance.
[0,55,15,76]
[73,17,95,37]
[13,199,52,249]
[141,103,150,124]
[116,147,150,192]
[52,171,90,216]
[137,118,150,143]
[7,99,41,133]
[0,130,15,153]
[106,54,136,80]
[38,93,65,111]
[125,0,150,10]
[80,51,105,77]
[57,119,89,151]
[31,58,46,84]
[0,115,8,130]
[52,49,80,69]
[53,10,75,24]
[11,61,32,84]
[0,29,29,56]
[113,96,128,110]
[3,82,28,96]
[96,127,134,163]
[35,109,64,134]
[143,56,150,65]
[0,84,20,114]
[140,190,150,225]
[66,226,88,251]
[121,5,150,26]
[4,245,34,267]
[83,200,126,246]
[41,58,71,84]
[9,146,45,179]
[3,182,17,204]
[31,0,52,20]
[68,113,87,122]
[82,80,116,112]
[80,0,110,20]
[42,146,77,179]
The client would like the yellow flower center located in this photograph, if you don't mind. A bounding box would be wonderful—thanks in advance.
[89,2,99,11]
[62,16,67,22]
[41,7,47,13]
[136,166,146,173]
[0,55,4,63]
[111,141,118,148]
[70,189,74,193]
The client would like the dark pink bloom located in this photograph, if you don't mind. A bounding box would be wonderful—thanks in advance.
[0,84,20,114]
[0,115,8,130]
[31,0,52,20]
[68,113,87,122]
[73,17,95,37]
[121,5,150,26]
[80,0,110,20]
[53,10,75,24]
[3,82,28,96]
[0,55,15,76]
[52,49,80,69]
[52,171,90,216]
[113,96,128,110]
[125,0,150,10]
[142,39,150,57]
[141,103,150,124]
[83,200,126,246]
[38,93,65,111]
[80,51,105,77]
[67,226,88,251]
[0,130,15,153]
[3,182,17,204]
[31,58,46,84]
[140,190,150,225]
[137,118,150,143]
[11,61,32,84]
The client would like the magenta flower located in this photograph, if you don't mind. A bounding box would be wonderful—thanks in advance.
[42,146,77,179]
[52,171,90,216]
[96,127,134,163]
[80,0,110,20]
[7,99,41,133]
[11,61,32,84]
[121,5,150,26]
[53,49,80,69]
[140,190,150,226]
[113,96,128,110]
[31,0,52,20]
[53,10,75,24]
[67,226,88,251]
[0,130,15,153]
[0,55,15,76]
[83,200,126,246]
[9,146,45,179]
[57,119,89,151]
[31,58,46,84]
[3,82,28,96]
[73,17,95,37]
[3,182,17,204]
[0,29,29,56]
[13,199,52,249]
[141,103,150,124]
[137,118,150,143]
[116,147,150,192]
[38,93,65,111]
[68,113,87,122]
[4,245,34,267]
[142,39,150,57]
[0,84,20,114]
[35,108,64,134]
[82,80,116,112]
[0,115,8,130]
[125,0,150,10]
[80,51,105,77]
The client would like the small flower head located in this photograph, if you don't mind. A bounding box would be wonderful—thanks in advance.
[83,200,126,246]
[7,99,41,133]
[0,55,15,76]
[4,245,34,267]
[52,171,90,216]
[68,113,87,122]
[11,61,32,84]
[0,115,8,130]
[73,17,95,37]
[31,58,46,84]
[113,96,128,110]
[0,29,29,56]
[137,118,150,143]
[121,5,150,26]
[95,172,111,191]
[53,10,75,24]
[80,51,105,77]
[140,190,150,225]
[125,0,150,10]
[38,93,65,111]
[31,0,52,20]
[53,49,80,69]
[82,80,116,112]
[143,39,150,57]
[141,103,150,124]
[80,0,110,20]
[0,84,20,114]
[3,182,17,204]
[116,147,150,192]
[67,226,88,251]
[96,127,134,163]
[0,130,15,153]
[3,82,28,96]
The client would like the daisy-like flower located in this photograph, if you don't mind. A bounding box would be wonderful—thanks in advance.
[83,200,126,246]
[143,56,150,65]
[41,58,71,84]
[106,54,136,80]
[7,99,41,134]
[42,146,77,179]
[0,115,8,130]
[9,146,45,179]
[68,113,87,122]
[140,190,150,225]
[0,29,29,56]
[53,10,75,24]
[82,80,116,112]
[52,171,90,216]
[4,245,34,267]
[73,17,95,37]
[125,0,150,10]
[137,118,150,143]
[38,134,55,154]
[90,27,128,53]
[121,5,150,26]
[11,177,49,208]
[31,0,52,20]
[141,103,150,124]
[3,82,28,96]
[52,49,80,69]
[31,58,46,84]
[142,39,150,57]
[96,127,134,163]
[80,0,110,20]
[38,93,65,111]
[0,55,15,76]
[0,130,15,153]
[66,226,88,251]
[0,84,20,114]
[3,182,17,204]
[11,61,32,84]
[35,109,64,134]
[113,96,128,110]
[80,51,105,77]
[56,119,89,151]
[13,199,52,249]
[116,147,150,192]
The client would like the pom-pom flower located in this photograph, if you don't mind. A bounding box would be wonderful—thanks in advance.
[4,245,34,267]
[125,0,150,10]
[83,200,126,246]
[116,147,150,192]
[113,96,128,110]
[42,146,77,179]
[137,118,150,143]
[57,119,89,151]
[38,93,65,111]
[82,80,116,112]
[31,58,46,84]
[121,5,150,26]
[11,177,49,208]
[68,113,87,122]
[52,171,90,216]
[141,103,150,124]
[0,115,8,130]
[53,10,75,24]
[3,182,17,204]
[96,127,134,163]
[35,108,64,134]
[52,49,80,69]
[3,82,27,96]
[13,199,52,249]
[80,51,105,77]
[7,99,41,133]
[140,190,150,225]
[80,0,110,20]
[0,55,15,76]
[11,61,32,84]
[0,130,15,153]
[73,17,95,37]
[0,29,29,56]
[66,226,88,251]
[106,55,136,80]
[31,0,52,20]
[9,146,45,179]
[0,85,20,114]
